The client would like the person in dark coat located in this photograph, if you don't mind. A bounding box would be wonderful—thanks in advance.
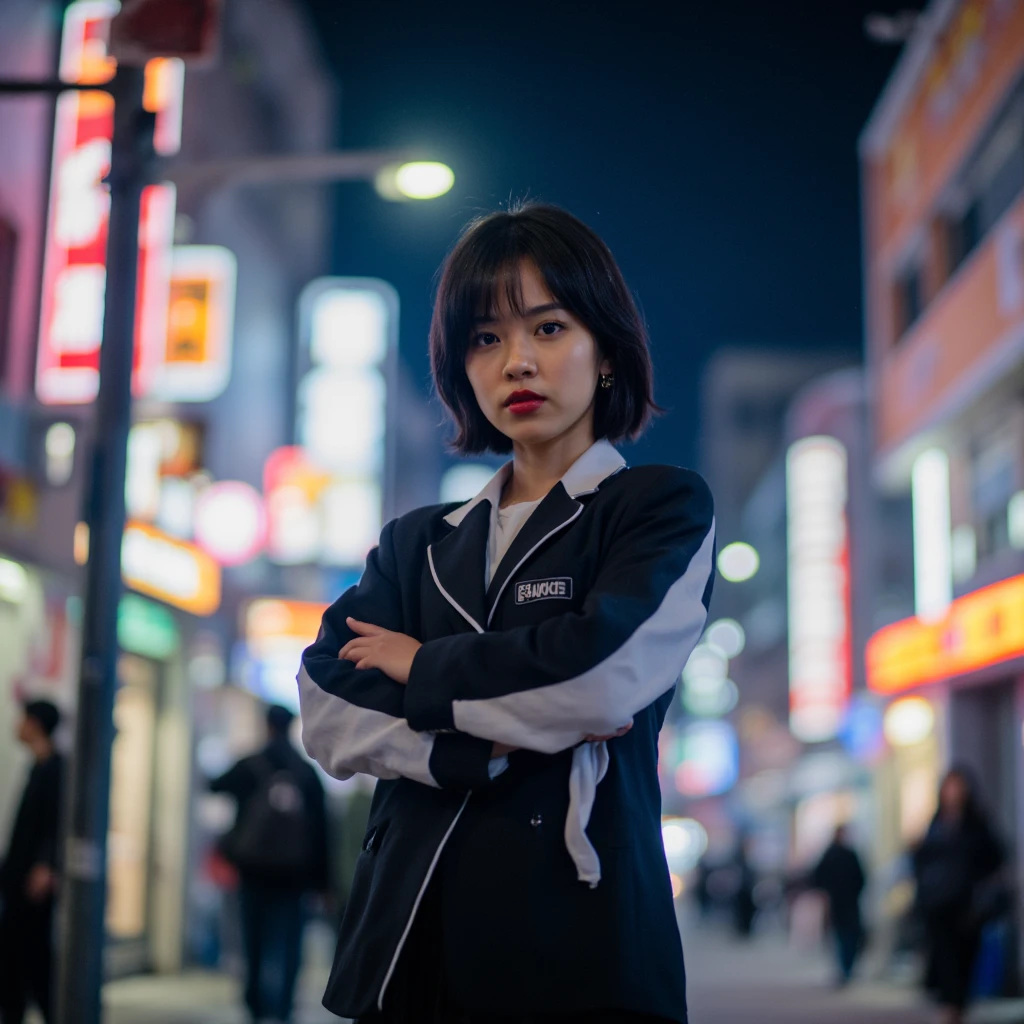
[810,825,866,985]
[913,766,1005,1024]
[0,699,64,1024]
[210,704,330,1024]
[730,838,757,939]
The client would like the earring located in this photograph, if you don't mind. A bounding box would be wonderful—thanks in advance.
[599,374,614,390]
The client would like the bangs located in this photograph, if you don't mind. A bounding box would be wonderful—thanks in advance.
[447,220,576,351]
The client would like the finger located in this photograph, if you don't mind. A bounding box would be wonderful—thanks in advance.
[347,617,385,636]
[339,641,370,662]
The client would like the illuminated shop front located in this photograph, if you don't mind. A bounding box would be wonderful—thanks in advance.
[867,574,1024,856]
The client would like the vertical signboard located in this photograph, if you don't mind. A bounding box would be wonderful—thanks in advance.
[265,279,397,568]
[786,436,852,743]
[148,244,237,401]
[35,0,184,405]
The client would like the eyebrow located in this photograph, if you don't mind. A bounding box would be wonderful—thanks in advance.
[473,302,565,326]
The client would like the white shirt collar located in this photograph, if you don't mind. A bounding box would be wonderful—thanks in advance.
[443,439,627,528]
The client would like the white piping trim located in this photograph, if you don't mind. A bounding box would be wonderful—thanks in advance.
[486,503,584,629]
[427,544,484,634]
[377,791,471,1011]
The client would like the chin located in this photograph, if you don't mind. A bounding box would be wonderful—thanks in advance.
[502,424,566,447]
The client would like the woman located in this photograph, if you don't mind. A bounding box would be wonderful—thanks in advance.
[298,202,716,1023]
[913,767,1005,1024]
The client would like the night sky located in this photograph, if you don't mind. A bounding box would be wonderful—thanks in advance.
[300,0,923,469]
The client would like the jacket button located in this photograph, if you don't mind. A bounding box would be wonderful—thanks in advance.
[530,814,543,827]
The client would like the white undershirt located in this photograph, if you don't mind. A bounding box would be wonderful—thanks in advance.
[482,495,609,888]
[487,499,543,585]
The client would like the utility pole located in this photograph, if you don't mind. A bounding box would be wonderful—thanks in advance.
[55,64,153,1024]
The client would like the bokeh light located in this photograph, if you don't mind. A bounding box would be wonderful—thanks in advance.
[717,542,760,582]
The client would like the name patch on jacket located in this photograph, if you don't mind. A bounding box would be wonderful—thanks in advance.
[515,577,573,605]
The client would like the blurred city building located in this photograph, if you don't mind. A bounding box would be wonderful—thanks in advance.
[861,0,1024,991]
[0,0,444,984]
[692,350,851,859]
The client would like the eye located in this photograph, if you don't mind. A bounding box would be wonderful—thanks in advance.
[472,332,500,348]
[537,321,564,337]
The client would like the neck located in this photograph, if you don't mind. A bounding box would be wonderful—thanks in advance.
[505,415,596,506]
[30,737,54,763]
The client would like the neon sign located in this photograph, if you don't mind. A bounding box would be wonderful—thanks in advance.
[786,436,851,743]
[35,0,183,405]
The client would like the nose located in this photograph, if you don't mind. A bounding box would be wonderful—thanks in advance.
[502,332,537,381]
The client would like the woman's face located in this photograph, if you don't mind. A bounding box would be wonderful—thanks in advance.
[940,772,969,815]
[464,260,611,452]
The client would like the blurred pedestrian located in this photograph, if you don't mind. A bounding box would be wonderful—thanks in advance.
[210,704,330,1024]
[0,699,64,1024]
[913,766,1005,1024]
[810,825,866,986]
[730,838,757,938]
[298,202,714,1022]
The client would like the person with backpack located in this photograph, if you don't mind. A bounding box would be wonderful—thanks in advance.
[210,703,330,1024]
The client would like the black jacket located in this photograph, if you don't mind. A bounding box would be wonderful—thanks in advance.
[913,808,1004,917]
[811,842,865,928]
[210,737,331,892]
[299,442,715,1021]
[0,753,64,899]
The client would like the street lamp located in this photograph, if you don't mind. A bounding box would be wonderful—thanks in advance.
[375,160,456,201]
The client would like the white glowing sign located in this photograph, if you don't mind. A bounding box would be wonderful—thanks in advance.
[912,448,952,622]
[35,0,183,405]
[269,278,397,567]
[786,436,851,743]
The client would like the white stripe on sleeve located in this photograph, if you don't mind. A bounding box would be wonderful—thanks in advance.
[297,665,439,788]
[451,520,715,753]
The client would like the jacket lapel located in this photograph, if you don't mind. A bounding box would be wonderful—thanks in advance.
[483,482,582,624]
[427,499,490,634]
[427,441,628,632]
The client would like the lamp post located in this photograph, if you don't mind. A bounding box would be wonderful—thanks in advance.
[1,67,454,1024]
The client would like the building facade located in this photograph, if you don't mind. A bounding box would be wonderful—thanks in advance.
[861,0,1024,987]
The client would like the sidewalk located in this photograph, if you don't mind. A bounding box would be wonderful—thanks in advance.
[682,916,1024,1024]
[103,921,346,1024]
[98,916,1024,1024]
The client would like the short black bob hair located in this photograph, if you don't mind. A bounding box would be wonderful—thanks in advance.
[430,201,659,454]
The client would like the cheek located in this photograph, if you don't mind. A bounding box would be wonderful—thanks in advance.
[558,337,601,389]
[464,354,499,415]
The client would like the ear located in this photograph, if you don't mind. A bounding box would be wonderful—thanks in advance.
[598,356,613,376]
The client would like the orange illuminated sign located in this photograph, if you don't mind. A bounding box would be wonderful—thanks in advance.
[245,598,327,653]
[866,572,1024,694]
[121,520,221,616]
[148,245,237,401]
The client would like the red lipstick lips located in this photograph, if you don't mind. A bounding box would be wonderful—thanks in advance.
[504,389,546,415]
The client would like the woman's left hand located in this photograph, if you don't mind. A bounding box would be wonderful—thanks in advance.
[339,617,422,684]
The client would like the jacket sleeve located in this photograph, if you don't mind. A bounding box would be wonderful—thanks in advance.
[404,469,715,754]
[297,518,496,791]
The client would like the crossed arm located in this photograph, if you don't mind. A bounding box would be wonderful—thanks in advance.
[298,469,714,789]
[338,616,633,751]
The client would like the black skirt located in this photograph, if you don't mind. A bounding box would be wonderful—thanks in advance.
[358,869,674,1024]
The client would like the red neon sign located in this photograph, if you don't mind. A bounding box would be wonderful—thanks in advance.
[35,0,183,405]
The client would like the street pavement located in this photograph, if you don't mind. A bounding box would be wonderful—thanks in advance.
[683,919,1024,1024]
[96,917,1024,1024]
